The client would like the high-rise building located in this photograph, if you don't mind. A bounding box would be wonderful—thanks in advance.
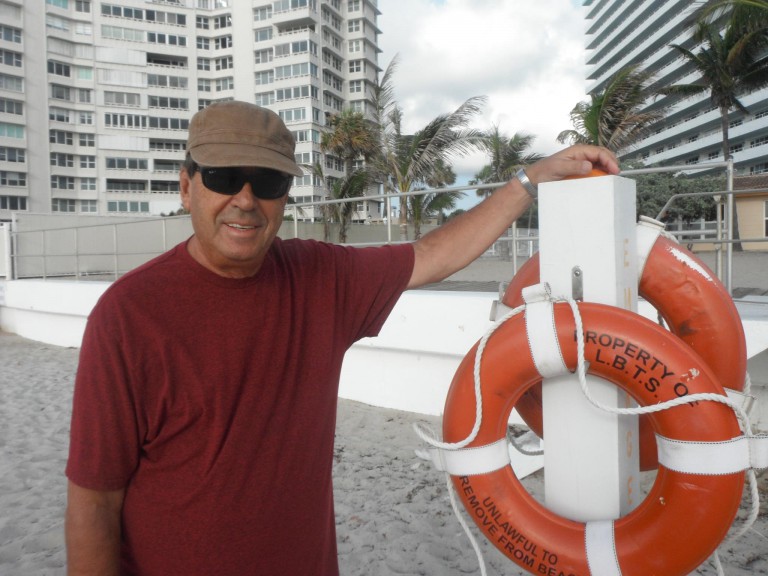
[583,0,768,175]
[0,0,382,221]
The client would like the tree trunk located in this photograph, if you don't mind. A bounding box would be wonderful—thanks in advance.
[720,108,741,250]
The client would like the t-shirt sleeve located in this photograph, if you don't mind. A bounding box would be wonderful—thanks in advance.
[336,242,415,342]
[66,295,142,491]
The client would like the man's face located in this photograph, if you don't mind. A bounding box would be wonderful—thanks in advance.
[180,166,288,278]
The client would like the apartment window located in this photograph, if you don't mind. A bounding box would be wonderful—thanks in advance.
[51,176,75,190]
[47,0,68,8]
[0,195,27,210]
[215,77,234,91]
[279,107,306,123]
[151,179,180,192]
[0,73,23,92]
[150,139,185,152]
[148,74,188,89]
[49,107,72,123]
[254,49,272,64]
[349,80,363,93]
[52,198,76,213]
[50,84,72,101]
[255,70,274,85]
[253,28,271,43]
[146,10,186,26]
[197,37,210,50]
[255,92,274,106]
[104,113,147,129]
[349,60,362,73]
[1,49,22,67]
[0,98,22,115]
[708,150,720,160]
[79,133,95,147]
[147,32,187,47]
[75,23,93,35]
[197,16,210,29]
[76,1,91,12]
[348,0,361,10]
[751,136,768,148]
[101,25,145,42]
[105,91,141,106]
[213,14,231,29]
[80,199,97,213]
[51,153,75,167]
[751,163,768,175]
[198,58,211,71]
[0,123,24,139]
[80,155,96,168]
[685,157,699,165]
[107,200,149,213]
[0,147,24,163]
[348,39,361,53]
[215,56,233,70]
[348,19,361,33]
[106,180,145,192]
[149,96,188,110]
[730,143,744,154]
[48,60,71,77]
[0,171,26,186]
[148,117,189,130]
[50,130,74,145]
[198,79,211,92]
[254,6,272,20]
[0,25,22,43]
[79,178,96,191]
[106,157,148,170]
[79,89,92,103]
[215,35,234,49]
[79,112,94,125]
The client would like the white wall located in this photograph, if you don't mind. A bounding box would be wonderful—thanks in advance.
[1,280,767,431]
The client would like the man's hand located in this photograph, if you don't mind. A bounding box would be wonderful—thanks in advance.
[524,145,620,187]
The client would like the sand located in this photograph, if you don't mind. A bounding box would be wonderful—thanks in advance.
[0,330,766,575]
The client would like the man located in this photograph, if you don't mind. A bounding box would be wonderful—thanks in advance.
[65,101,618,575]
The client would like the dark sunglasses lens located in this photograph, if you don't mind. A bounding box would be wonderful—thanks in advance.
[201,168,291,199]
[201,168,242,195]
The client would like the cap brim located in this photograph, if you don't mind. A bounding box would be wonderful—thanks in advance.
[190,143,304,177]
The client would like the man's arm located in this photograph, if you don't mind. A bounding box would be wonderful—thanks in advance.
[66,481,125,576]
[407,145,620,289]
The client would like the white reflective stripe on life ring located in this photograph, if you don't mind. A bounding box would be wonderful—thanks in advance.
[585,520,622,576]
[657,434,768,474]
[522,284,567,379]
[422,438,511,476]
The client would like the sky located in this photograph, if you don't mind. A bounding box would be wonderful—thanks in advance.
[377,0,589,207]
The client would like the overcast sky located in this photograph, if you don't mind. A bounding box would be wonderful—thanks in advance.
[377,0,589,196]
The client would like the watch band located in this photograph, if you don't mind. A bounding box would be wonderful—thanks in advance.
[515,168,538,200]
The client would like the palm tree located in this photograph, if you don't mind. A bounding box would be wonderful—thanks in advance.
[661,16,768,161]
[557,63,666,153]
[371,58,487,240]
[409,158,460,235]
[471,127,543,199]
[318,108,379,241]
[306,161,370,244]
[321,108,379,175]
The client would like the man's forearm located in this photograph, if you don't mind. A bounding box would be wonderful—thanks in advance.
[66,482,124,576]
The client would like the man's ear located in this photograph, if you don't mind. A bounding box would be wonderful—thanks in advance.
[179,168,192,211]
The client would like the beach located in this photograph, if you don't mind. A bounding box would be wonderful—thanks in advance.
[0,329,766,575]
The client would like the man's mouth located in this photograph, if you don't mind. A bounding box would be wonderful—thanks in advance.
[226,223,257,230]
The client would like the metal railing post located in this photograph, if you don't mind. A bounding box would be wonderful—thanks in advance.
[726,159,734,294]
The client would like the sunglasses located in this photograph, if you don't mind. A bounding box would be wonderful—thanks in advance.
[200,167,292,199]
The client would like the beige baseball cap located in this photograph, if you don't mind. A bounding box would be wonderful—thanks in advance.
[186,101,303,176]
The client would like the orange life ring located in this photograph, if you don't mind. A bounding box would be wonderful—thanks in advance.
[503,228,747,470]
[443,302,744,575]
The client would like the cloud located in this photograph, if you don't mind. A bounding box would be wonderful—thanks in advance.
[378,0,589,183]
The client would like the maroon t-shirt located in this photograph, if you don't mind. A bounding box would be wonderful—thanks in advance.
[66,238,414,575]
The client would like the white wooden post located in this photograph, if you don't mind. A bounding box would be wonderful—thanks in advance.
[538,175,640,521]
